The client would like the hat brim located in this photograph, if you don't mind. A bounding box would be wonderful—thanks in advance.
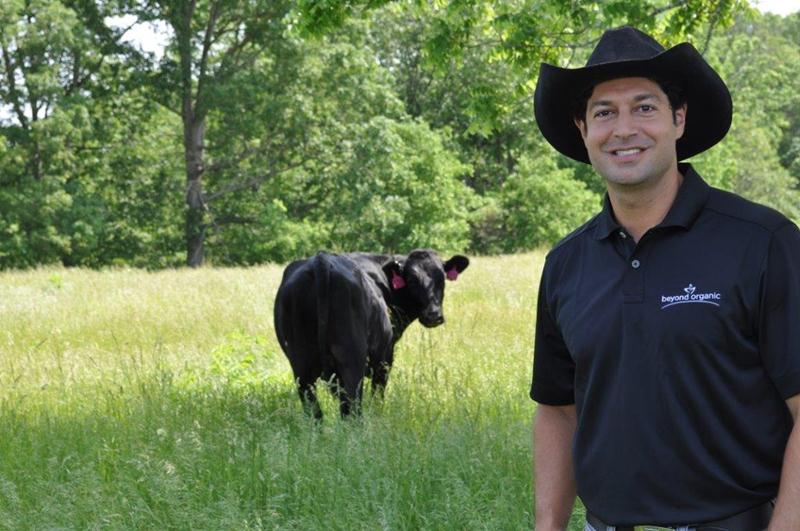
[534,43,732,164]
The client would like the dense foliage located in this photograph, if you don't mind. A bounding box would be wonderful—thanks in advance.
[1,0,798,268]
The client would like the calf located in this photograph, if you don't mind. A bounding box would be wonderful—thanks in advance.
[274,249,469,418]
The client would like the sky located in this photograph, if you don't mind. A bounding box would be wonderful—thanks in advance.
[106,15,171,58]
[753,0,800,15]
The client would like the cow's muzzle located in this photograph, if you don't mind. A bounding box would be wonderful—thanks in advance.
[420,314,444,327]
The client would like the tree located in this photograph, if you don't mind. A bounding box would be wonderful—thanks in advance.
[121,0,300,266]
[200,18,411,264]
[365,4,537,196]
[117,0,752,266]
[0,0,765,268]
[302,0,746,130]
[500,144,600,251]
[0,0,146,267]
[776,12,800,189]
[315,116,475,253]
[691,9,800,222]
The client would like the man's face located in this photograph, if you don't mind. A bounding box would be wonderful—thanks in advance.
[575,77,686,188]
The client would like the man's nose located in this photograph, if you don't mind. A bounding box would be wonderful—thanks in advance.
[613,112,637,139]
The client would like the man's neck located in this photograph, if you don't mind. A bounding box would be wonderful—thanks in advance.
[606,167,684,242]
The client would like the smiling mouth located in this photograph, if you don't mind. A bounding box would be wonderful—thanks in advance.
[611,147,645,157]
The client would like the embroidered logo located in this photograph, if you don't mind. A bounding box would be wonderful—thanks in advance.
[660,283,721,310]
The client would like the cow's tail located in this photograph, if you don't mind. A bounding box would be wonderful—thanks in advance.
[313,252,334,379]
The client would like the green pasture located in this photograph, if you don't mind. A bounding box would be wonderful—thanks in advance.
[0,253,586,529]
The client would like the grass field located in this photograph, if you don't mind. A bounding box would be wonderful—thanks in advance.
[0,253,587,530]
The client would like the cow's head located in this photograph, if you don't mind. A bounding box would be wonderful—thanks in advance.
[383,249,469,328]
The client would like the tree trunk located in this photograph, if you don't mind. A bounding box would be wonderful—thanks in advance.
[184,109,206,267]
[176,0,207,267]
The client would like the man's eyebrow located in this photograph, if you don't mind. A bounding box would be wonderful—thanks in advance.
[633,93,660,102]
[589,100,612,109]
[589,93,661,109]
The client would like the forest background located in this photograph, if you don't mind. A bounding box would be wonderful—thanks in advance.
[1,0,799,269]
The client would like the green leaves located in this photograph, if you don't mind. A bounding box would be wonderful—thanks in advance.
[320,116,475,253]
[691,9,800,222]
[3,0,798,267]
[499,148,600,252]
[296,0,392,36]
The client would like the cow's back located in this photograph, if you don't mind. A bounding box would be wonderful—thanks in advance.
[274,253,392,380]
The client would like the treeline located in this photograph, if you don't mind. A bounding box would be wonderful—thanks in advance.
[1,0,798,269]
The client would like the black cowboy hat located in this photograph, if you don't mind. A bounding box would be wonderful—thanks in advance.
[534,26,732,164]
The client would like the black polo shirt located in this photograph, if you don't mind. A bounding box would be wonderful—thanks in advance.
[530,164,800,526]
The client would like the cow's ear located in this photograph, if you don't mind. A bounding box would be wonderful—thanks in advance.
[383,260,405,290]
[444,255,469,281]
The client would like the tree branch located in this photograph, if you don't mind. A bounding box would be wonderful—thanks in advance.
[702,1,726,54]
[195,0,221,116]
[217,30,254,75]
[177,0,197,120]
[651,0,691,18]
[205,159,310,203]
[211,214,257,226]
[202,144,263,176]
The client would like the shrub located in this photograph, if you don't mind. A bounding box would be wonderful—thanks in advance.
[500,154,600,251]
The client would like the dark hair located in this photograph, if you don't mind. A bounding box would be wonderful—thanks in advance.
[572,75,686,125]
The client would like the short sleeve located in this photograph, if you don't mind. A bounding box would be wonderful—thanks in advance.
[759,222,800,400]
[530,259,576,405]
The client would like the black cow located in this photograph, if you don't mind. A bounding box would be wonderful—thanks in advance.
[274,249,469,418]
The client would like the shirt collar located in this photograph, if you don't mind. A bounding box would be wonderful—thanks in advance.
[593,163,711,241]
[593,194,621,240]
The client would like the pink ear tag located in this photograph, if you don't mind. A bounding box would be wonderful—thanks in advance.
[391,271,406,290]
[446,268,459,281]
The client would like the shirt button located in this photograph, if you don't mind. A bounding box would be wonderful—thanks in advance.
[619,231,627,239]
[631,259,641,269]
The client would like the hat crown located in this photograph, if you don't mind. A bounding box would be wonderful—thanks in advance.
[587,26,667,66]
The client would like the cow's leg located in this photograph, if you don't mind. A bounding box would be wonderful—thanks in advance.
[278,277,325,420]
[331,369,364,417]
[288,348,323,420]
[340,376,364,417]
[330,343,366,417]
[368,339,394,400]
[297,377,322,420]
[287,338,323,420]
[325,273,371,418]
[369,361,390,399]
[329,374,355,417]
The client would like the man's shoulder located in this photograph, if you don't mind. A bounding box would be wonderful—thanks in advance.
[546,213,601,260]
[705,186,793,233]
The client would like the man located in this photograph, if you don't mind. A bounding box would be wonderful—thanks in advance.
[530,26,800,531]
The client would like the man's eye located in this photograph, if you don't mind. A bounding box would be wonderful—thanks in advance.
[638,104,655,113]
[593,110,612,119]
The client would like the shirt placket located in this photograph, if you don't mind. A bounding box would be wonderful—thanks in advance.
[613,229,645,304]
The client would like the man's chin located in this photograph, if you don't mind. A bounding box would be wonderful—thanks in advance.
[597,166,650,187]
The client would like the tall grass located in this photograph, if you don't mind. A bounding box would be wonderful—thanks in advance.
[0,254,586,530]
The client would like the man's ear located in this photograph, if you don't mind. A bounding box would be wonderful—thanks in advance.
[574,118,587,140]
[674,104,687,140]
[383,260,405,290]
[444,255,469,281]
